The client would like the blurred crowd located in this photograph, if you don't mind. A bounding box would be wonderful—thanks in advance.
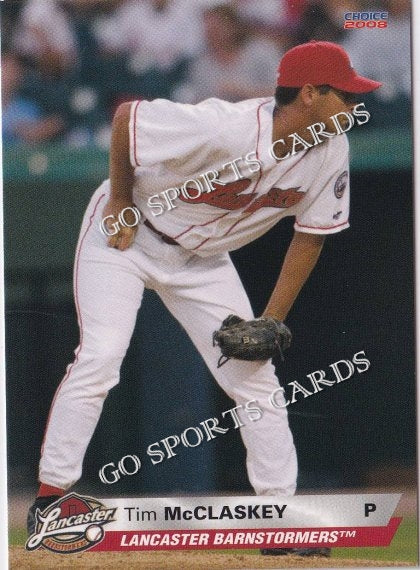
[1,0,411,147]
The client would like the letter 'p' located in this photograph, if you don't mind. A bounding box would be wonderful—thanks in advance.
[364,503,376,517]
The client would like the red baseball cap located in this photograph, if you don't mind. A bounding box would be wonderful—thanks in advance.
[277,41,382,93]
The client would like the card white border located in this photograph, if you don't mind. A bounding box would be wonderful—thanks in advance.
[0,3,418,569]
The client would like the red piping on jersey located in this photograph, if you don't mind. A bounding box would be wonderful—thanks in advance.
[295,220,349,230]
[187,99,271,250]
[192,237,210,251]
[40,192,106,462]
[219,212,254,240]
[133,100,142,167]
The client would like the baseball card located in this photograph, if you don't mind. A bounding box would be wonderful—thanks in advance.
[1,1,418,568]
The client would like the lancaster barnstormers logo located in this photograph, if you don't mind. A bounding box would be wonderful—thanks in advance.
[26,493,116,554]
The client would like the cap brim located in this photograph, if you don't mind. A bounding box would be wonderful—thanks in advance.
[330,74,382,93]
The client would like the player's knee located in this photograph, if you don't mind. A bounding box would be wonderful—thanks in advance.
[86,345,126,365]
[217,360,278,396]
[81,329,130,362]
[74,342,127,376]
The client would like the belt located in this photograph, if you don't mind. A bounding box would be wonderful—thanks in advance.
[144,218,179,245]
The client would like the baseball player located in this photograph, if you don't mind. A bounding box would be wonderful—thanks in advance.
[28,41,381,557]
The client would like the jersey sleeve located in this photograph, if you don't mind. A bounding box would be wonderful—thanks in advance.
[129,98,221,171]
[294,135,350,235]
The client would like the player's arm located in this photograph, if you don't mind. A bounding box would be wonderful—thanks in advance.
[103,101,137,250]
[262,231,325,321]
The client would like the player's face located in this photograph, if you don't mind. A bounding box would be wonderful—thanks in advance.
[328,87,359,106]
[315,87,360,131]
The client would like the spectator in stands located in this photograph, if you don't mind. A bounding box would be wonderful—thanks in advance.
[13,0,78,77]
[175,3,282,103]
[1,51,65,144]
[232,0,297,56]
[0,2,24,51]
[233,0,304,32]
[90,0,206,101]
[12,0,111,146]
[296,0,363,43]
[296,0,362,44]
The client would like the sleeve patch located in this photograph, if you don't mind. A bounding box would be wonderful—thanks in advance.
[334,170,349,199]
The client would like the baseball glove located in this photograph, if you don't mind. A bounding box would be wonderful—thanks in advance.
[213,314,292,368]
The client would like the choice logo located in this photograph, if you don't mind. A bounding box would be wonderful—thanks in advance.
[26,493,116,554]
[344,11,388,29]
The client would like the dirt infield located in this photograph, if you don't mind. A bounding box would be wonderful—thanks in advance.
[10,547,412,569]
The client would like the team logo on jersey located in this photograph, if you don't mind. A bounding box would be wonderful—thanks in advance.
[180,179,254,210]
[334,171,348,199]
[179,179,303,212]
[26,493,116,554]
[244,187,303,213]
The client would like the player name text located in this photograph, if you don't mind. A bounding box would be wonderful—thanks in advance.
[163,504,287,520]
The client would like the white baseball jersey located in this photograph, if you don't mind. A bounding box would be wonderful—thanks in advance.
[130,97,350,256]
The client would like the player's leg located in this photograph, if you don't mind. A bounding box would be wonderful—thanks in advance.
[157,252,297,496]
[38,184,146,492]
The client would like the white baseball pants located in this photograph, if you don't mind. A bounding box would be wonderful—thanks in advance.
[39,181,297,495]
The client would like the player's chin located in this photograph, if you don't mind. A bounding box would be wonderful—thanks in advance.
[325,115,350,133]
[338,115,351,130]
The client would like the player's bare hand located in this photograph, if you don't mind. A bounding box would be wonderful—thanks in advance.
[108,225,138,251]
[102,198,140,251]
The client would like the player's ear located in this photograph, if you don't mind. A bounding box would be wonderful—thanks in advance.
[300,84,319,107]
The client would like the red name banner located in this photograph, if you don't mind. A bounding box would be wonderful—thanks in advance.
[91,517,401,551]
